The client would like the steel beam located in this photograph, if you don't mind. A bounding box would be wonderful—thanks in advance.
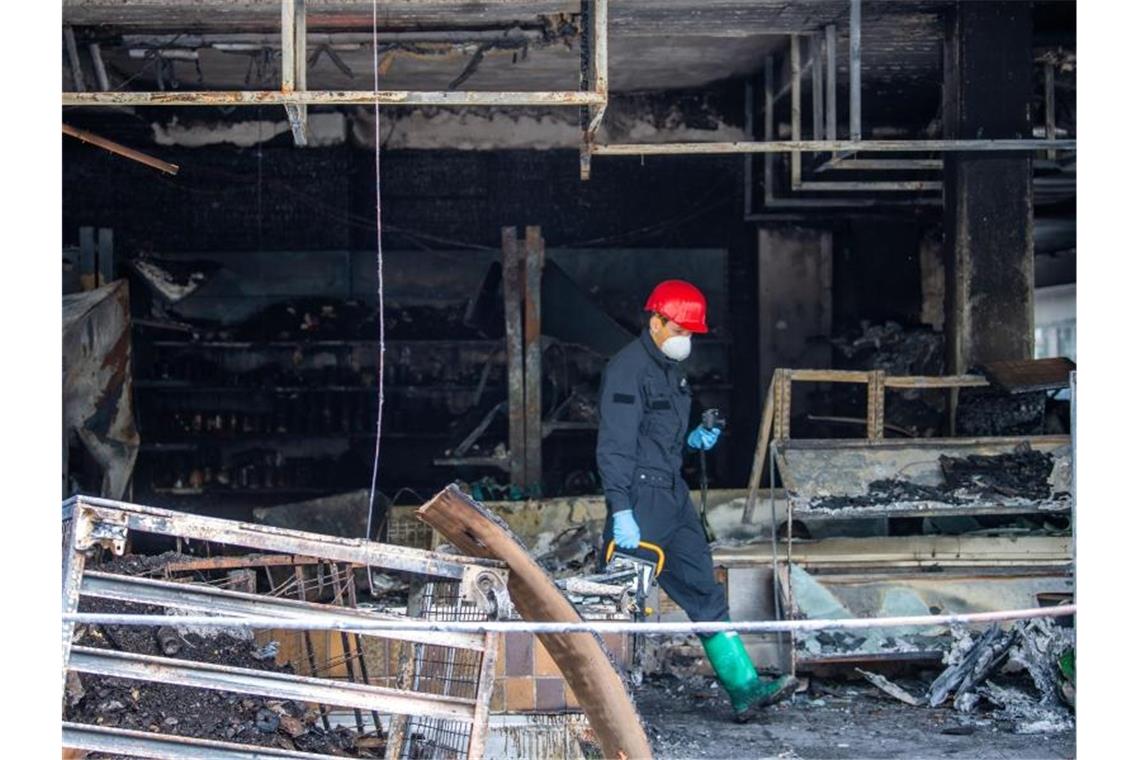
[1045,61,1056,160]
[594,139,1074,155]
[850,0,862,141]
[283,0,310,146]
[523,226,545,493]
[63,90,605,107]
[88,43,110,90]
[501,229,526,487]
[825,24,837,141]
[68,496,504,581]
[790,36,802,188]
[80,570,486,651]
[69,646,478,721]
[811,33,823,143]
[63,723,331,760]
[796,180,941,192]
[580,0,609,180]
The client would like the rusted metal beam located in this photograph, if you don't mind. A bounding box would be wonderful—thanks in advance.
[502,228,526,488]
[523,226,545,493]
[282,0,309,146]
[62,124,180,175]
[164,553,327,572]
[70,646,478,721]
[580,0,609,180]
[594,139,1075,155]
[63,89,605,107]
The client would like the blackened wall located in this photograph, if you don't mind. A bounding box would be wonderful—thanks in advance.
[63,138,765,485]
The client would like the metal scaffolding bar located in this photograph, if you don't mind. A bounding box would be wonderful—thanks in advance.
[283,0,309,146]
[63,723,331,760]
[850,0,862,141]
[523,226,545,492]
[580,0,609,180]
[63,90,605,107]
[67,495,504,581]
[811,33,824,143]
[594,139,1075,155]
[88,43,110,91]
[80,570,486,650]
[69,646,478,721]
[1045,61,1057,160]
[501,228,526,487]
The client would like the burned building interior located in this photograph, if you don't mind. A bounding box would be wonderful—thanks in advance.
[60,1,1079,758]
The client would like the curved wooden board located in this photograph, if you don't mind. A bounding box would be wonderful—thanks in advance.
[418,484,653,760]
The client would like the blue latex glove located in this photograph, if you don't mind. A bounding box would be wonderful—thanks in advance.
[612,510,641,550]
[687,426,721,450]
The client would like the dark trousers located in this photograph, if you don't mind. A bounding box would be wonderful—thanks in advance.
[604,473,729,623]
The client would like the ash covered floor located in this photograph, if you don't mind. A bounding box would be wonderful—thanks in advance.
[635,676,1074,760]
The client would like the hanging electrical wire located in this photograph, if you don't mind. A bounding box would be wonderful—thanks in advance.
[365,0,386,560]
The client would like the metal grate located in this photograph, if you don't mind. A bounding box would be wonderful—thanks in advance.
[398,581,490,758]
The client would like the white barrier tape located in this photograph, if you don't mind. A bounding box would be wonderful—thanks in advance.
[63,604,1073,636]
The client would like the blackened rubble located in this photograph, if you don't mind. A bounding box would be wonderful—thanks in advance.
[808,445,1059,511]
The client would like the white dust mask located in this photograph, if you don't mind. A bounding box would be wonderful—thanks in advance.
[660,334,692,361]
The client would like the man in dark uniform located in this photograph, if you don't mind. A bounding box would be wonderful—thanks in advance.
[596,279,796,722]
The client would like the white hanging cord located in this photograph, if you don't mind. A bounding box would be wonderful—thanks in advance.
[365,0,385,567]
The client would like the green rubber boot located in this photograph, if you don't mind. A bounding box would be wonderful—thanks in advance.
[701,631,798,722]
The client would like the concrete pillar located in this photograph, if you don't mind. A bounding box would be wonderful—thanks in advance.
[942,2,1035,373]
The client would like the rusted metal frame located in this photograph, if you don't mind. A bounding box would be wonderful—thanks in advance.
[80,571,485,650]
[466,630,499,760]
[165,553,329,573]
[580,0,609,180]
[1045,61,1057,160]
[61,512,88,695]
[88,42,110,90]
[64,26,86,92]
[69,646,478,721]
[502,228,527,488]
[282,0,309,146]
[790,35,802,189]
[63,722,332,760]
[523,226,546,493]
[850,0,862,141]
[70,495,503,580]
[884,374,988,389]
[62,124,180,175]
[64,89,606,107]
[385,579,425,760]
[866,369,886,439]
[594,139,1075,156]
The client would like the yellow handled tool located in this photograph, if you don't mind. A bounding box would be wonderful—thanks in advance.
[605,539,665,578]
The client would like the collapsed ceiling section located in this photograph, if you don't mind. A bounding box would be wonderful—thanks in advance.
[62,0,945,94]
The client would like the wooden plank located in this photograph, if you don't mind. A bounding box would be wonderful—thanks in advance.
[523,226,545,493]
[775,368,793,440]
[715,535,1073,570]
[787,368,871,383]
[741,374,776,524]
[981,357,1076,393]
[867,370,885,439]
[418,485,652,760]
[501,228,526,487]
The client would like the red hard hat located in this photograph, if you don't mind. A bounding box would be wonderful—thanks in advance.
[644,280,709,334]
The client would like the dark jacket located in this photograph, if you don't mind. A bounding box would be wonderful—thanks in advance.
[596,329,693,513]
